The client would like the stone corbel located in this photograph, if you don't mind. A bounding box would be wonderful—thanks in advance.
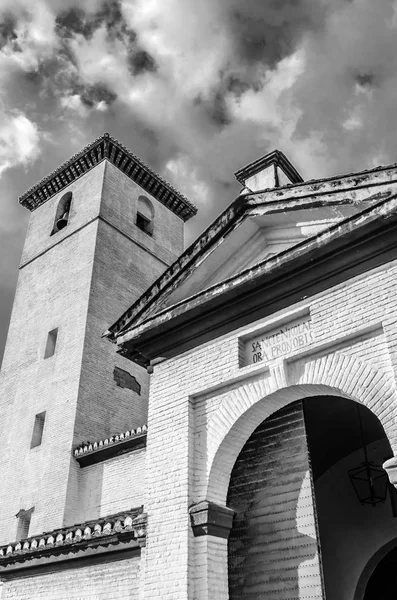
[383,456,397,487]
[189,501,234,539]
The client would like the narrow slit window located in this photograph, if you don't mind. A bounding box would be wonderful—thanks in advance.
[44,328,58,359]
[51,191,72,235]
[136,196,154,236]
[16,508,34,541]
[136,212,153,235]
[31,411,46,448]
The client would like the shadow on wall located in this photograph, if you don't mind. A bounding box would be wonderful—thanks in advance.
[227,400,323,600]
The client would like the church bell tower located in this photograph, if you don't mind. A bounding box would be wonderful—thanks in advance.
[0,134,196,544]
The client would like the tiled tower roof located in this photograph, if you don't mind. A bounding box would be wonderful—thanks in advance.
[19,133,197,222]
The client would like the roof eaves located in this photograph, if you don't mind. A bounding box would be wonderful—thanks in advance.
[105,192,250,339]
[19,133,197,221]
[0,508,146,568]
[116,191,397,349]
[108,183,395,341]
[242,159,397,200]
[74,425,147,467]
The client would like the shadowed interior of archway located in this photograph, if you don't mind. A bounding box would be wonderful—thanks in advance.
[227,395,392,600]
[304,396,388,481]
[363,545,397,599]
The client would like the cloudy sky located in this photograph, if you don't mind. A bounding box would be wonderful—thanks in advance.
[1,0,397,363]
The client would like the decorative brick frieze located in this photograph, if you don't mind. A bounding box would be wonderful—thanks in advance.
[189,501,234,539]
[0,508,146,569]
[73,425,147,467]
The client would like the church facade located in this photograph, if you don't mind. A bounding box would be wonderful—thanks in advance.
[1,133,397,599]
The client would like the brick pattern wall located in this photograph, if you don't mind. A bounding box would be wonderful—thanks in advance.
[76,449,146,523]
[227,400,324,600]
[0,158,185,544]
[144,259,397,599]
[1,555,141,600]
[19,163,105,269]
[0,221,98,543]
[66,161,184,525]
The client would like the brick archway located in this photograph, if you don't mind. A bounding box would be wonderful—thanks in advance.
[204,352,396,506]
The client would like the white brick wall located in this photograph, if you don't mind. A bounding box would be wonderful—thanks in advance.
[76,449,146,523]
[1,554,141,599]
[143,258,397,599]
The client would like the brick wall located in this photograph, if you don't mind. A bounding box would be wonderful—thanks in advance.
[76,449,146,523]
[0,220,98,543]
[0,158,185,544]
[143,258,397,599]
[100,161,184,264]
[65,161,185,525]
[0,554,141,600]
[227,401,324,600]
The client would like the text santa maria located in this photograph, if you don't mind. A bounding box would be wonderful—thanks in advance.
[244,315,314,366]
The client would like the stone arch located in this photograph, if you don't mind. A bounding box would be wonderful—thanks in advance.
[205,352,396,505]
[354,538,397,600]
[51,191,72,235]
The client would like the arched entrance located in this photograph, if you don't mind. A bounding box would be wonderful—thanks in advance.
[227,395,393,600]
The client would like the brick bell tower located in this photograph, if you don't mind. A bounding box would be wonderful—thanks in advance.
[0,134,196,544]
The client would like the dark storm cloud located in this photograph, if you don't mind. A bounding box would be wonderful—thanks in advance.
[55,7,97,40]
[128,49,157,76]
[355,72,376,88]
[3,0,397,364]
[227,0,326,68]
[79,82,117,108]
[0,14,17,50]
[193,90,231,128]
[56,0,157,76]
[55,1,130,41]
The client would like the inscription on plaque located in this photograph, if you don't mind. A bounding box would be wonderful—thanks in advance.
[244,315,314,366]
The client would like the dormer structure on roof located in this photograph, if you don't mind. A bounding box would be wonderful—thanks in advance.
[234,149,304,191]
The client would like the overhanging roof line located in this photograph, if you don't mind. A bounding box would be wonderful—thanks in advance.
[241,160,397,201]
[19,133,197,221]
[246,188,395,215]
[104,194,250,339]
[116,191,397,349]
[107,184,396,341]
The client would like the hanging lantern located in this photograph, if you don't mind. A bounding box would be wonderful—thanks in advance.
[349,461,388,506]
[348,405,388,506]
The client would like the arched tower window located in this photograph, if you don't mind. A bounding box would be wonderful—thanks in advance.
[136,195,154,236]
[51,191,72,235]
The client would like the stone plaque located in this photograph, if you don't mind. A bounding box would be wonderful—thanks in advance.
[244,315,314,365]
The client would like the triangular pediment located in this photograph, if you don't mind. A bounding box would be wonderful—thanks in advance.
[106,162,397,343]
[162,205,354,309]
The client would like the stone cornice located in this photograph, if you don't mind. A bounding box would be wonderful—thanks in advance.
[19,133,197,222]
[0,508,146,570]
[74,425,147,467]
